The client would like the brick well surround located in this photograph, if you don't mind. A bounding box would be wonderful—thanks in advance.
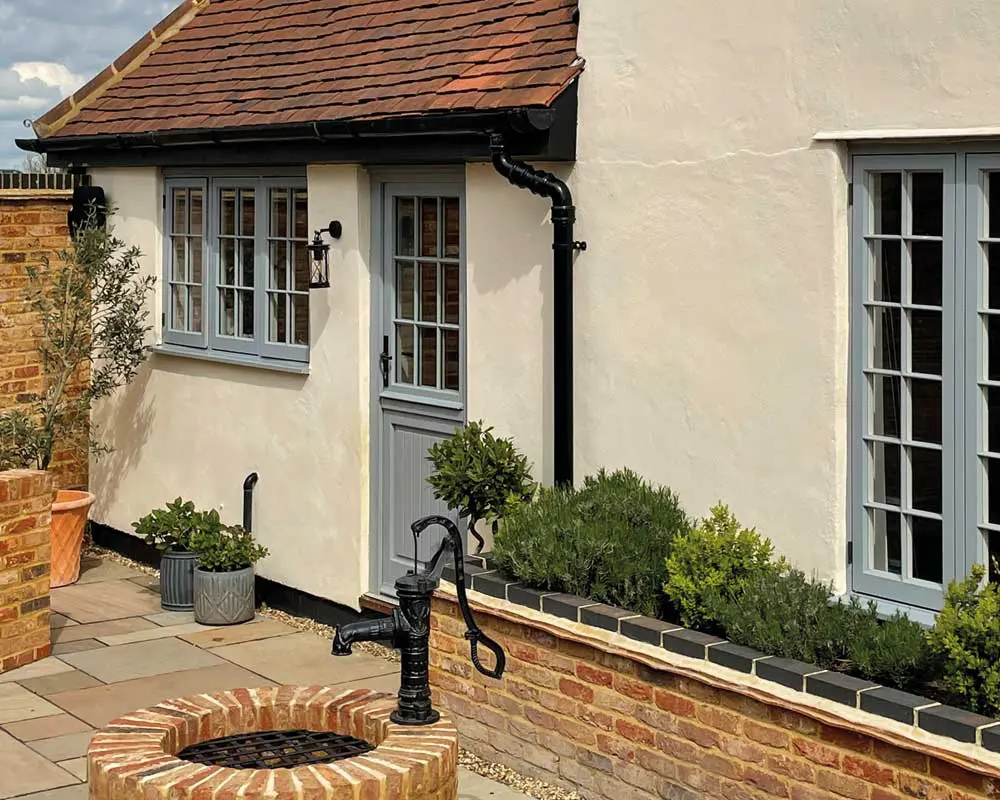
[0,469,52,673]
[87,687,458,800]
[430,591,1000,800]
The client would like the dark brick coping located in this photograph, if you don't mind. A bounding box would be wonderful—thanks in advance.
[441,555,1000,755]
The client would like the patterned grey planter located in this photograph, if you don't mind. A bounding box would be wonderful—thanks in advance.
[193,567,255,625]
[160,551,197,611]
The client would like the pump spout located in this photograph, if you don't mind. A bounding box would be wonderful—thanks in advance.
[331,614,400,656]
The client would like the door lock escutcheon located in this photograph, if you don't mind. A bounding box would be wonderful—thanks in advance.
[379,335,392,387]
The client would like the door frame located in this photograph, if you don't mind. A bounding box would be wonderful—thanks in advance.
[367,166,468,599]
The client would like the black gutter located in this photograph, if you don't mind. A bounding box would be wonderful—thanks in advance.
[489,133,585,487]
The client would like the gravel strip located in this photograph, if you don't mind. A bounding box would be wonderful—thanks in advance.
[80,545,578,800]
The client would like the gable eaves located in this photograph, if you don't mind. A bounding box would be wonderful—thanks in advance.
[34,0,210,139]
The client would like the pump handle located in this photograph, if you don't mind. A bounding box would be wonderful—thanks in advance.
[411,515,506,680]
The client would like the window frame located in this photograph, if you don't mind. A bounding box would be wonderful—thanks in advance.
[162,174,309,366]
[848,143,1000,611]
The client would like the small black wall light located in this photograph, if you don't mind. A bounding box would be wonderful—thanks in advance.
[307,220,342,289]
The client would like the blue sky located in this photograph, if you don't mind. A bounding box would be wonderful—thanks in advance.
[0,0,173,168]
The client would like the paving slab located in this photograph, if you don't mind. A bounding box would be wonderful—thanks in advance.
[51,640,105,656]
[1,714,92,742]
[76,559,144,584]
[0,658,73,685]
[0,730,79,798]
[49,614,77,630]
[128,575,160,593]
[8,785,88,800]
[143,610,196,627]
[0,684,63,724]
[179,618,297,649]
[51,581,161,624]
[58,638,225,684]
[459,769,531,800]
[97,622,213,647]
[51,617,157,644]
[18,670,103,697]
[211,633,397,686]
[336,672,403,695]
[55,757,86,782]
[46,663,273,728]
[28,730,94,762]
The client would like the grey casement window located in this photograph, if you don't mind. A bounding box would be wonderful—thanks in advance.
[851,149,1000,611]
[162,177,309,364]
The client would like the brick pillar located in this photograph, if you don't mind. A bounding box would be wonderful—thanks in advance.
[0,469,52,673]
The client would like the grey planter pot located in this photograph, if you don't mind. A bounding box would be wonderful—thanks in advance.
[160,551,197,611]
[194,566,256,625]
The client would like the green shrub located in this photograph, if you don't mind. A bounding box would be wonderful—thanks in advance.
[706,568,936,691]
[927,565,1000,715]
[427,421,535,552]
[191,520,270,573]
[133,498,207,553]
[494,468,690,617]
[663,504,780,629]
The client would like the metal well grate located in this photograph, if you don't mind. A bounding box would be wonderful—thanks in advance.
[177,730,375,769]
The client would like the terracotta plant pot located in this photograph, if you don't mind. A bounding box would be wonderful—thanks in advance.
[50,490,95,588]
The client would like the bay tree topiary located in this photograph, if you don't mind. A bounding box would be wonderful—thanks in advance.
[426,421,535,552]
[0,203,154,472]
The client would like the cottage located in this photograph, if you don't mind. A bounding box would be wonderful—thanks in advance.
[18,0,997,620]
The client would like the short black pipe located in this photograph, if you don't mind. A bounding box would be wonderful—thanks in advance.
[489,133,576,486]
[242,472,259,532]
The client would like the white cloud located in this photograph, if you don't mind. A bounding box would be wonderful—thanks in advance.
[0,95,50,112]
[12,62,85,95]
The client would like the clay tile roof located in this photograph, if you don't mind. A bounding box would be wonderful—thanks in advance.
[36,0,583,140]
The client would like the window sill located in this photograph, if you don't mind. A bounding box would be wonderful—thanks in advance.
[153,344,310,375]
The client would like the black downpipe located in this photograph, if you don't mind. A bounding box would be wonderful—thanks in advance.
[243,472,259,532]
[489,133,583,487]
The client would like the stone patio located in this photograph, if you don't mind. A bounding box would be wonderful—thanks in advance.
[1,556,525,800]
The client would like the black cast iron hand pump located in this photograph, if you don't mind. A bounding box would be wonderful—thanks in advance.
[331,515,505,725]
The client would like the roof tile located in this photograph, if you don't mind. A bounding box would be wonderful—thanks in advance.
[40,0,581,138]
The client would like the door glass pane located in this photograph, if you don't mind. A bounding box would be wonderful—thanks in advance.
[420,198,438,257]
[989,387,1000,454]
[987,243,1000,310]
[190,190,204,237]
[443,265,459,324]
[221,190,236,236]
[989,458,1000,526]
[172,239,187,282]
[989,172,1000,238]
[990,532,1000,583]
[911,172,944,236]
[171,286,186,330]
[240,190,255,236]
[396,198,415,256]
[271,242,288,290]
[269,292,287,344]
[911,241,942,306]
[172,191,187,235]
[989,316,1000,381]
[911,447,942,514]
[871,442,901,506]
[443,329,460,391]
[911,517,943,584]
[911,379,942,445]
[190,239,203,283]
[873,241,901,303]
[871,375,901,438]
[293,244,311,292]
[240,290,254,338]
[872,508,902,575]
[396,324,414,384]
[444,198,460,258]
[871,307,901,370]
[271,190,288,237]
[220,289,235,336]
[397,262,414,320]
[419,263,437,322]
[294,190,309,240]
[420,327,437,387]
[191,286,203,333]
[292,294,309,346]
[221,240,236,285]
[910,310,941,375]
[241,240,255,287]
[873,172,902,235]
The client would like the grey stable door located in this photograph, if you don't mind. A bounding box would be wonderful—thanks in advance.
[371,178,466,598]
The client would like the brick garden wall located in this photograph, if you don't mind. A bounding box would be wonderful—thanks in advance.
[430,595,1000,800]
[0,469,52,673]
[0,184,87,489]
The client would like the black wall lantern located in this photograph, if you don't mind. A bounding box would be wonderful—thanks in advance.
[307,220,343,289]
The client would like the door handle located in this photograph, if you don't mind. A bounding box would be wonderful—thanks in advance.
[379,335,392,387]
